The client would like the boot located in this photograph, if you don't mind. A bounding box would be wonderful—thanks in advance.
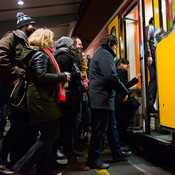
[66,155,89,171]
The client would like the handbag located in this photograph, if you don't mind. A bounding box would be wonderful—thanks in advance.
[10,77,27,111]
[119,96,140,111]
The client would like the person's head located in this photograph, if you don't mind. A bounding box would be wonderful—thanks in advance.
[28,28,54,48]
[16,12,36,37]
[100,35,118,52]
[81,52,87,62]
[71,37,83,53]
[55,36,74,50]
[118,58,129,71]
[149,17,154,25]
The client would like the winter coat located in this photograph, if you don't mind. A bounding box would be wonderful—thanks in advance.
[116,66,140,115]
[0,30,28,103]
[117,66,139,89]
[53,48,81,114]
[21,47,66,125]
[116,66,139,103]
[88,45,129,111]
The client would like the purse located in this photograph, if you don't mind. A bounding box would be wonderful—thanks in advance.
[10,77,27,111]
[119,96,140,111]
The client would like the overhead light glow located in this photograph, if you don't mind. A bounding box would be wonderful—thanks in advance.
[18,0,24,5]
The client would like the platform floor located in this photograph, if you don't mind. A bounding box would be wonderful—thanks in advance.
[56,145,172,175]
[0,121,173,175]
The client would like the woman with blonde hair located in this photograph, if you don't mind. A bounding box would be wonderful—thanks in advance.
[12,28,70,175]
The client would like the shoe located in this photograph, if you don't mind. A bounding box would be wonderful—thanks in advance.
[113,151,132,162]
[127,125,142,131]
[0,168,17,175]
[87,159,109,169]
[55,149,65,159]
[73,149,84,157]
[0,161,12,171]
[66,155,89,171]
[49,154,66,171]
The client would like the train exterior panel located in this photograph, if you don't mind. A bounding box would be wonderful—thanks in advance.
[157,31,175,129]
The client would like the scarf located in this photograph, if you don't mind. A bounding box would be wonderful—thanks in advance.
[117,65,127,72]
[41,48,66,102]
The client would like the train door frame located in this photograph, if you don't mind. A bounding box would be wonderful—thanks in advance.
[123,4,140,86]
[118,1,148,132]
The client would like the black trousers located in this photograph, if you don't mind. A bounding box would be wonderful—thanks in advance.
[0,107,37,165]
[148,65,157,108]
[12,118,60,174]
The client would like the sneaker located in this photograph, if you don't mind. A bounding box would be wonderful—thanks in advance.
[66,155,89,171]
[87,159,109,169]
[55,149,65,159]
[113,151,132,162]
[127,125,142,131]
[0,168,17,175]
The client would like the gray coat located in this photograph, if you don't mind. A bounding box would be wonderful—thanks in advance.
[88,45,129,111]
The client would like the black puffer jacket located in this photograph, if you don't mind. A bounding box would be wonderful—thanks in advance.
[89,45,129,111]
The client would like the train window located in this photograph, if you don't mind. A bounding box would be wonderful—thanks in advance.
[161,0,174,32]
[110,26,116,36]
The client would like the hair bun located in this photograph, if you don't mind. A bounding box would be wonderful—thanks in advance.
[17,12,24,18]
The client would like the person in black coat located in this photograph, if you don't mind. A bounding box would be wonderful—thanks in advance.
[116,59,141,138]
[146,17,158,113]
[87,35,131,169]
[53,37,89,171]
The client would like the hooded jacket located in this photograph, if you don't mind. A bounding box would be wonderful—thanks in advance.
[53,44,81,114]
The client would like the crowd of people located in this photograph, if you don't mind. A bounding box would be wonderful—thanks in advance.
[0,12,147,175]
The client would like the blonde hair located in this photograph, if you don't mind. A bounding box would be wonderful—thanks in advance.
[28,28,54,48]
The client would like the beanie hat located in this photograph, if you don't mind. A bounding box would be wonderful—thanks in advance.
[55,37,74,49]
[16,12,35,29]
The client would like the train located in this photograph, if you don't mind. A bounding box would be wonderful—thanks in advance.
[85,0,175,145]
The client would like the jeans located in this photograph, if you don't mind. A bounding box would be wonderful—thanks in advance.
[88,109,121,161]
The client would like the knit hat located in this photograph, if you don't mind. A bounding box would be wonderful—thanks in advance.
[16,12,35,29]
[55,37,74,49]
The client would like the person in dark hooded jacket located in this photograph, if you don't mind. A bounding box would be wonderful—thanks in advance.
[87,35,131,169]
[53,37,89,171]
